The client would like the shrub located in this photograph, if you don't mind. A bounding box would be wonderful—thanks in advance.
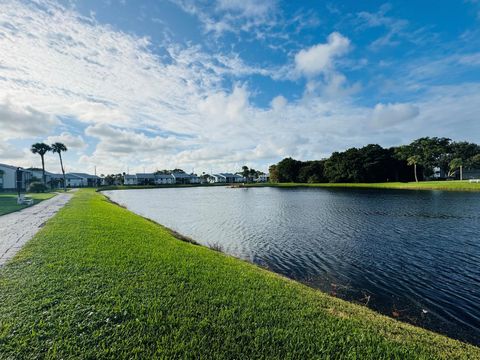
[28,181,48,193]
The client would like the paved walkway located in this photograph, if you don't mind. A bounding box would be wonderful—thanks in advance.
[0,191,74,266]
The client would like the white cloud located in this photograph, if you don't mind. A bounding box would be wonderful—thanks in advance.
[0,100,59,140]
[295,32,350,77]
[215,0,276,18]
[372,103,419,128]
[45,132,87,150]
[270,95,287,110]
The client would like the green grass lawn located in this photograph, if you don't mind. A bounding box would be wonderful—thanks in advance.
[0,190,478,359]
[247,180,480,191]
[0,192,57,216]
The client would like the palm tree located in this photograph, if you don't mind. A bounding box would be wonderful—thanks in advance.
[449,158,463,180]
[30,143,52,186]
[51,142,68,191]
[407,155,421,182]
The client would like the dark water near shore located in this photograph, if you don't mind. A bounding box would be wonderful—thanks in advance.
[105,187,480,345]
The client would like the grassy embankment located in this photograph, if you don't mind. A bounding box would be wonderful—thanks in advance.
[247,180,480,191]
[0,192,57,216]
[0,189,478,359]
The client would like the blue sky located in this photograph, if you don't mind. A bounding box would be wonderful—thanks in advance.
[1,0,480,174]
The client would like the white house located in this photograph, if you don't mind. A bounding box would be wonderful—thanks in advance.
[256,174,269,182]
[68,173,101,187]
[232,174,245,183]
[124,174,138,185]
[209,174,226,183]
[154,174,175,185]
[171,172,200,184]
[0,163,32,191]
[136,173,155,185]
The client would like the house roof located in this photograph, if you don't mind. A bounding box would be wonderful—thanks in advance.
[172,172,193,178]
[136,173,155,179]
[0,163,21,170]
[69,172,100,179]
[0,163,34,173]
[124,175,137,179]
[155,174,174,179]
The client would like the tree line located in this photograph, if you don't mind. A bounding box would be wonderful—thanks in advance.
[269,137,480,183]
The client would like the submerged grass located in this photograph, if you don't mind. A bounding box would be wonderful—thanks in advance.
[0,189,478,359]
[247,180,480,191]
[0,192,57,216]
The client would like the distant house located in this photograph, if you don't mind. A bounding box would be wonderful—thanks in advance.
[25,168,64,188]
[124,174,138,185]
[256,174,269,182]
[431,167,447,180]
[154,174,175,185]
[64,173,84,188]
[68,173,101,187]
[209,173,244,183]
[231,174,245,183]
[209,174,226,183]
[171,172,200,184]
[0,163,32,191]
[136,173,155,185]
[463,168,480,180]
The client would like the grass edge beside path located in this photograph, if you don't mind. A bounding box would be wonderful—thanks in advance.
[0,189,478,359]
[0,192,57,216]
[246,180,480,191]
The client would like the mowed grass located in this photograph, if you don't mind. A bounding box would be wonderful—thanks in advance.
[0,192,57,216]
[247,180,480,191]
[0,190,478,359]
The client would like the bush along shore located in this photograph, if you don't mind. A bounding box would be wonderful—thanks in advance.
[0,189,479,359]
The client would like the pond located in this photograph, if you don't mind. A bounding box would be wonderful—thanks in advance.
[105,186,480,345]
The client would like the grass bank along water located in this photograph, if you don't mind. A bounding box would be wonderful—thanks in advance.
[246,180,480,191]
[0,189,478,358]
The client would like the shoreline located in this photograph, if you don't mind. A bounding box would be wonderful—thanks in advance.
[97,180,480,193]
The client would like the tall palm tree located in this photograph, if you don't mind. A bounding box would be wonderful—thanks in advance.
[30,143,52,186]
[407,155,421,183]
[51,142,68,191]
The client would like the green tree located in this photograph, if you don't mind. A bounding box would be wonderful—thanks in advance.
[276,158,302,182]
[269,165,279,183]
[30,143,52,186]
[298,161,326,183]
[467,154,480,169]
[51,142,68,191]
[407,155,421,183]
[448,158,463,179]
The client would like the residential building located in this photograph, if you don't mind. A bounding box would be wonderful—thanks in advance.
[124,174,138,185]
[154,174,175,185]
[209,173,245,183]
[172,172,200,184]
[68,173,101,187]
[136,173,155,185]
[209,174,225,183]
[256,174,269,182]
[0,163,32,191]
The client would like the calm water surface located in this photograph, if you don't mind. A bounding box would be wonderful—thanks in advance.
[105,187,480,344]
